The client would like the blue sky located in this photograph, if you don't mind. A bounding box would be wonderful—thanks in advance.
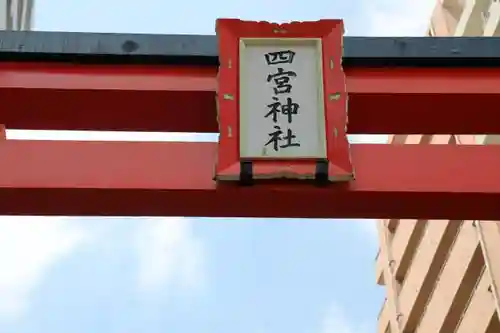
[0,1,436,333]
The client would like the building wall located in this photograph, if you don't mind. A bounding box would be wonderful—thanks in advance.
[428,0,500,36]
[0,0,34,30]
[376,143,500,333]
[376,1,500,332]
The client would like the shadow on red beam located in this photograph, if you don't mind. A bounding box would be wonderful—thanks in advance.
[0,63,500,134]
[0,140,499,220]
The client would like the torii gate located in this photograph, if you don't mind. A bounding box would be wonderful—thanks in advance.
[0,19,499,220]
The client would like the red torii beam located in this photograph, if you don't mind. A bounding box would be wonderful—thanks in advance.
[0,26,499,220]
[1,63,499,135]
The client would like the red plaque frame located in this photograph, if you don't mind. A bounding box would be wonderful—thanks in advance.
[215,18,353,182]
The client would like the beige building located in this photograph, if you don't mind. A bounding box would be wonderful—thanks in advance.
[375,1,500,332]
[428,0,500,36]
[0,0,33,30]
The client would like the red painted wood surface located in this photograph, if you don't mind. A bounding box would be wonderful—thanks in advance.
[0,62,499,134]
[215,19,352,181]
[0,140,499,220]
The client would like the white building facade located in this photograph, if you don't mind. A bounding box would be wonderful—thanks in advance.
[0,0,33,30]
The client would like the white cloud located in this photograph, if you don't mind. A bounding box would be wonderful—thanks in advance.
[135,218,206,295]
[0,216,205,320]
[320,302,372,333]
[0,217,90,319]
[364,0,436,36]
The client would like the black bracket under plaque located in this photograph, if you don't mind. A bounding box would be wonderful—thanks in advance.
[238,160,330,186]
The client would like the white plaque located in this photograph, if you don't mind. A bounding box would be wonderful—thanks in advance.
[239,38,327,159]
